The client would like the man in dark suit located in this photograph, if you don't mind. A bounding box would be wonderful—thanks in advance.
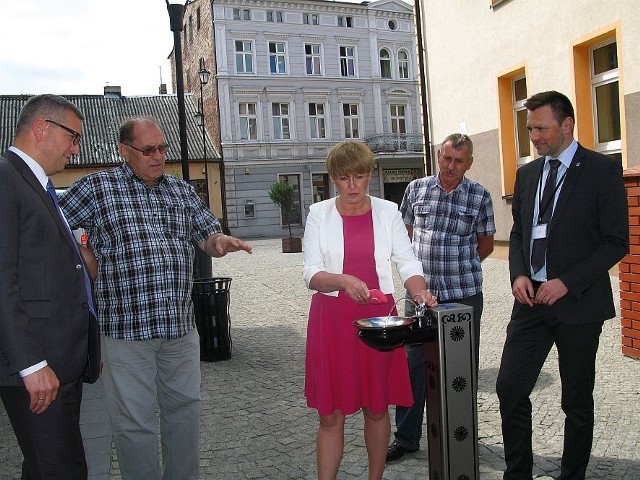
[496,90,629,480]
[0,94,99,479]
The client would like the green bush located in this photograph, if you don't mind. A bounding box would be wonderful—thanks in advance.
[268,181,295,237]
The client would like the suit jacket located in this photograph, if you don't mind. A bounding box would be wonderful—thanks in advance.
[509,143,629,323]
[0,150,99,386]
[302,195,424,296]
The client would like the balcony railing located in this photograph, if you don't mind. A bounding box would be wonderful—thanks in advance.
[364,134,424,154]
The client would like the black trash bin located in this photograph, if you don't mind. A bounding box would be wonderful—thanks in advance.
[192,277,232,362]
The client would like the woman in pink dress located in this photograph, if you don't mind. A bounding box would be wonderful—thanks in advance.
[303,141,437,480]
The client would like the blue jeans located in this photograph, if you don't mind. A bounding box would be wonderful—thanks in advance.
[393,292,483,450]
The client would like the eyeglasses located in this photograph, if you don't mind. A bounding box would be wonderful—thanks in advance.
[45,119,82,146]
[125,143,169,156]
[335,173,369,183]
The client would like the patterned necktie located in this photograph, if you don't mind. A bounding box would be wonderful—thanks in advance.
[531,159,560,274]
[46,180,96,316]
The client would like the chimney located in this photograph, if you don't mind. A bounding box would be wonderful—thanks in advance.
[104,86,122,98]
[159,83,167,95]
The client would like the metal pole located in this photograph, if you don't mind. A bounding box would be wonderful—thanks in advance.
[200,85,210,207]
[167,1,212,278]
[413,0,432,176]
[167,2,190,181]
[219,139,229,234]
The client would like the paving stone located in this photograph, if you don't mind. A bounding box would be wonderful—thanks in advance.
[1,239,638,479]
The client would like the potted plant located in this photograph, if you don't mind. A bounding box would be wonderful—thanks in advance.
[268,181,303,253]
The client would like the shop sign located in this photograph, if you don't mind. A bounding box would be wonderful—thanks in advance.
[383,168,419,183]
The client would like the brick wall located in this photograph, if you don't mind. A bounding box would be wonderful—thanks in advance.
[620,166,640,359]
[168,0,220,152]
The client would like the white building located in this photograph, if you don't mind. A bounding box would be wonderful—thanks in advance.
[417,0,640,242]
[175,0,424,238]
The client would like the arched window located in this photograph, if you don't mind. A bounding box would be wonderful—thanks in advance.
[380,48,392,79]
[398,50,409,79]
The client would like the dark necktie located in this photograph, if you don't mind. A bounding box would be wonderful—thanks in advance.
[530,159,560,274]
[46,180,96,316]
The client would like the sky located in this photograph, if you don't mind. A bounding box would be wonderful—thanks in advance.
[0,0,408,97]
[0,0,177,96]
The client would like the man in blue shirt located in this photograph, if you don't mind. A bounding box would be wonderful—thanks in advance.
[387,133,495,461]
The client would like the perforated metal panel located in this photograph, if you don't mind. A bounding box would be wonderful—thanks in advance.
[423,303,479,480]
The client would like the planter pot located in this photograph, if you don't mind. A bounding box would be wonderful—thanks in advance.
[282,236,302,253]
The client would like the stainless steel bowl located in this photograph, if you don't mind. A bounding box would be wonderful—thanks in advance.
[353,316,415,330]
[353,316,415,350]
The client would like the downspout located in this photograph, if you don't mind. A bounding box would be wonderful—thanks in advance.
[413,0,432,176]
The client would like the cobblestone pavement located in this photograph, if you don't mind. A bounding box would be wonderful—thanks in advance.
[1,238,639,479]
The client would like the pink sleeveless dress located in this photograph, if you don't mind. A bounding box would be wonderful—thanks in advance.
[304,210,413,416]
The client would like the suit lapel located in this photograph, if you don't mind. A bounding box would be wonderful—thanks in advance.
[6,150,79,252]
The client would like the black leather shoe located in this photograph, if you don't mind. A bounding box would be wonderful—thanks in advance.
[386,440,419,462]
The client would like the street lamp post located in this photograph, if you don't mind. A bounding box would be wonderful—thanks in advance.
[165,1,189,181]
[194,59,210,208]
[166,1,212,278]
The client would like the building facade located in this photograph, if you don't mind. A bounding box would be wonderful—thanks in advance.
[173,0,424,238]
[417,0,640,242]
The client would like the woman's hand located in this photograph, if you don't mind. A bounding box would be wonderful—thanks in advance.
[341,274,370,304]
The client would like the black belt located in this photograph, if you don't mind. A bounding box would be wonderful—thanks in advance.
[531,279,543,290]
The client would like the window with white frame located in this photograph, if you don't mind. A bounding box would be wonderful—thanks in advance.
[340,46,356,77]
[305,44,322,75]
[267,10,283,23]
[269,42,287,74]
[398,50,409,79]
[233,8,250,21]
[512,76,530,166]
[272,103,291,140]
[337,16,353,27]
[390,104,407,134]
[235,40,254,74]
[342,103,360,138]
[380,48,392,79]
[591,40,621,158]
[308,103,326,139]
[239,102,257,140]
[303,13,318,25]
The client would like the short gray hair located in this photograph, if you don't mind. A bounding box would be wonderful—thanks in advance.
[441,133,473,155]
[15,94,84,136]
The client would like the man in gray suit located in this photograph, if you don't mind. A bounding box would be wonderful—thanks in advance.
[0,94,99,479]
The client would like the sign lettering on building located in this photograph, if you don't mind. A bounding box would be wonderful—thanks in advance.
[382,168,420,183]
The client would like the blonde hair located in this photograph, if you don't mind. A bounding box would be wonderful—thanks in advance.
[326,141,375,177]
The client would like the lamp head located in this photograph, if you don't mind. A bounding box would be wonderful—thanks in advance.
[199,68,210,86]
[194,111,204,127]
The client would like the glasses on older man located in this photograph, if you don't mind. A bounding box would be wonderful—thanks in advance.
[45,119,82,146]
[125,143,169,156]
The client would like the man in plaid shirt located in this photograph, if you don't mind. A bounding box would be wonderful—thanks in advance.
[60,116,252,480]
[387,133,496,462]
